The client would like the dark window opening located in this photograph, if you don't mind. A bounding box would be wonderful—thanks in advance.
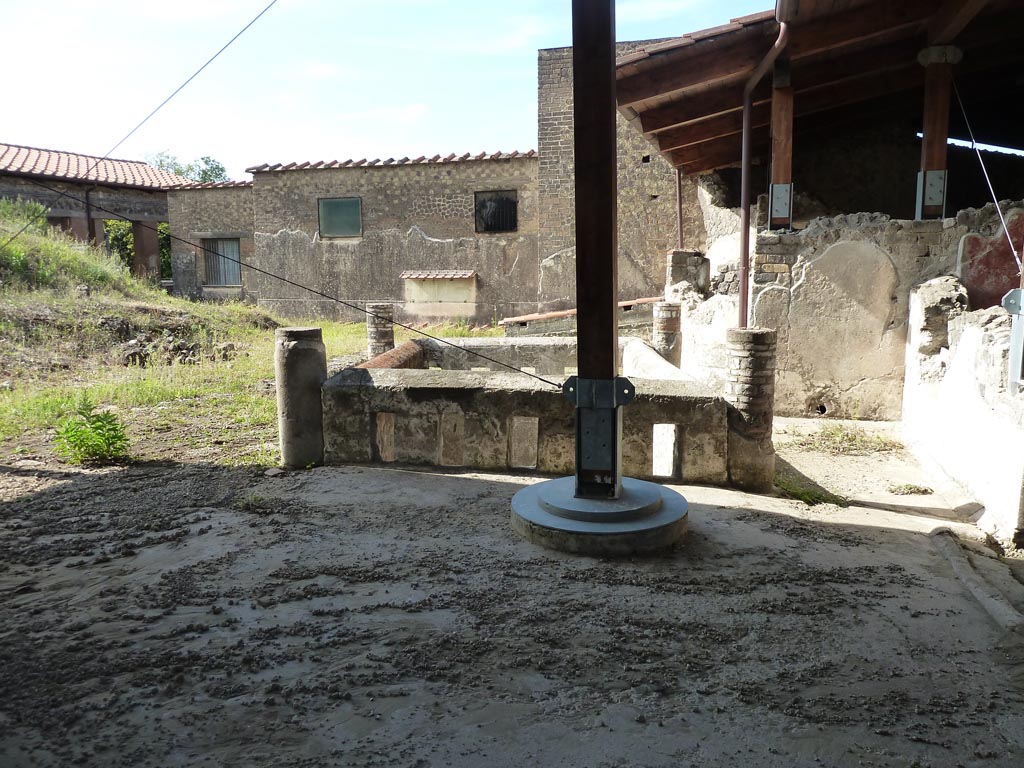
[319,197,362,237]
[202,238,241,286]
[475,190,518,233]
[641,155,651,163]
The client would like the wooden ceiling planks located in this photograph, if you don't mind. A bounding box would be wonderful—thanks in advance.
[616,0,1024,174]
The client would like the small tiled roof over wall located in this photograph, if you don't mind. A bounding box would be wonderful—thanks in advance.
[246,151,536,174]
[0,142,188,189]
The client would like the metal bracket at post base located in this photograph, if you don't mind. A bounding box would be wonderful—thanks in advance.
[562,376,636,407]
[1003,288,1024,392]
[563,376,635,500]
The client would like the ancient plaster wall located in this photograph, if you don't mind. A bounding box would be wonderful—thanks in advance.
[536,44,706,310]
[167,185,254,299]
[248,159,539,323]
[903,278,1024,545]
[746,204,1024,420]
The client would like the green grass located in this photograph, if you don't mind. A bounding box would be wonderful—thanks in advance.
[0,206,506,466]
[775,474,849,507]
[793,423,902,456]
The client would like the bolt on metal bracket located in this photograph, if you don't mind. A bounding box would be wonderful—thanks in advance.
[562,376,636,408]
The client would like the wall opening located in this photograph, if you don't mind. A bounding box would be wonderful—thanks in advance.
[652,423,678,478]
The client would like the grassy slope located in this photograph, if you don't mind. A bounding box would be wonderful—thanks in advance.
[0,204,500,467]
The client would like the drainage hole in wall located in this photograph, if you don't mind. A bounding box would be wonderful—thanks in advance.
[641,155,651,163]
[816,404,828,415]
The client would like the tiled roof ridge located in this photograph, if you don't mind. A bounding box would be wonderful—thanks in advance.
[0,141,190,189]
[0,140,159,168]
[246,150,537,174]
[168,180,253,190]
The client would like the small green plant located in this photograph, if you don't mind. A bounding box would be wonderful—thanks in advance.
[775,474,849,507]
[794,424,902,456]
[888,483,933,496]
[54,394,130,463]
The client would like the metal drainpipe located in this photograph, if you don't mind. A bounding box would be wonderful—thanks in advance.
[738,21,789,328]
[676,168,684,250]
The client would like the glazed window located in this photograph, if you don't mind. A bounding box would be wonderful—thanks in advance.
[201,238,241,286]
[319,197,362,237]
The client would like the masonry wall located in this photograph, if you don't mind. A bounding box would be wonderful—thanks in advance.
[536,44,706,311]
[0,175,168,222]
[247,158,539,323]
[742,203,1022,420]
[167,185,254,300]
[903,279,1024,545]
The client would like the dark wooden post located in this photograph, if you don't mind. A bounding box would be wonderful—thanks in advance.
[569,0,630,499]
[769,59,794,229]
[916,46,961,219]
[572,0,618,381]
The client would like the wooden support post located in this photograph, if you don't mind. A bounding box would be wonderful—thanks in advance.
[570,0,626,499]
[770,59,794,229]
[572,0,618,381]
[916,46,962,219]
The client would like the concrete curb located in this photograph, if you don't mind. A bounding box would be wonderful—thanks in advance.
[931,529,1024,635]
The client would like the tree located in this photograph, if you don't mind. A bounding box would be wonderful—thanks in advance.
[104,153,229,279]
[147,151,229,184]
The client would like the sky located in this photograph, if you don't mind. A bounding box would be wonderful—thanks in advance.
[3,0,771,180]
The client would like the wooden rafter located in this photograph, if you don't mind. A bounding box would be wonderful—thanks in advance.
[928,0,991,44]
[617,31,768,108]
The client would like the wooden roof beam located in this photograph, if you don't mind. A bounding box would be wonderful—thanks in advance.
[928,0,991,44]
[787,0,934,59]
[654,38,923,151]
[617,33,769,108]
[637,82,770,134]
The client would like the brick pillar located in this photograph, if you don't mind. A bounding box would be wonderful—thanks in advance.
[92,220,107,249]
[652,301,682,367]
[366,302,395,359]
[67,216,89,241]
[724,327,777,491]
[131,221,160,278]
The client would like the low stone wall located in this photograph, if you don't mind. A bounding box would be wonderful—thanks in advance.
[322,368,728,484]
[419,336,577,377]
[903,277,1024,545]
[735,202,1024,420]
[501,298,658,339]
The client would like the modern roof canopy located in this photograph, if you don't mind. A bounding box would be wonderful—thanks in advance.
[616,0,1024,176]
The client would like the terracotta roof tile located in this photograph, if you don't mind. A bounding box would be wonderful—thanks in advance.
[246,150,537,174]
[168,179,253,190]
[0,141,189,189]
[399,269,477,280]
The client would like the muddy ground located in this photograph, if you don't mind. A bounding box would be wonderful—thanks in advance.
[2,432,1024,767]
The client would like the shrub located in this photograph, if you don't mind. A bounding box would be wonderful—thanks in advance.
[54,394,130,463]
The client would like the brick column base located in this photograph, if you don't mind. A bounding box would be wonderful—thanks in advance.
[724,327,777,492]
[366,302,396,359]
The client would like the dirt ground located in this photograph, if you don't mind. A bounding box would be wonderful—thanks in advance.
[2,424,1024,767]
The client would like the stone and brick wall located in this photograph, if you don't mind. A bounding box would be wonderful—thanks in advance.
[246,158,539,323]
[167,185,254,299]
[0,175,169,224]
[536,44,706,310]
[904,278,1024,545]
[747,204,1022,420]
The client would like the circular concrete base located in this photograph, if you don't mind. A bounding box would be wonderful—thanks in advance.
[511,476,688,555]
